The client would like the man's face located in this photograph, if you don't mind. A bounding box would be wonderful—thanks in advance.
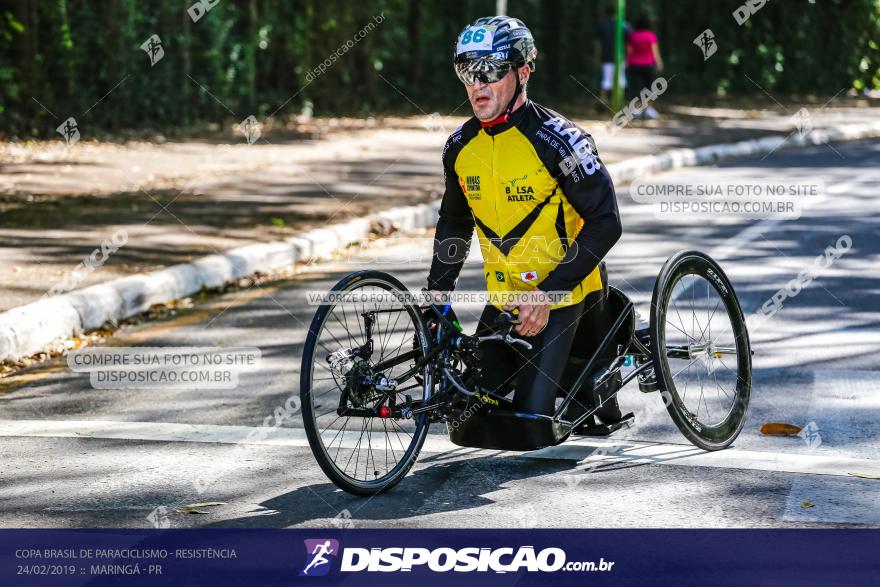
[466,65,530,121]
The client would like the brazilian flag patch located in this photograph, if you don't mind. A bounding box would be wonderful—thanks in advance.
[495,271,505,282]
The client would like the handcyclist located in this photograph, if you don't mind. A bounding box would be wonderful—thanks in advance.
[426,15,635,434]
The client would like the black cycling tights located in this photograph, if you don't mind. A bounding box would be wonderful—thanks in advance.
[475,300,586,416]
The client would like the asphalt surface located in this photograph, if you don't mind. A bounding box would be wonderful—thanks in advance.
[0,138,878,529]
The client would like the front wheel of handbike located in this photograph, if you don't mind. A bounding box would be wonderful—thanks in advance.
[301,270,433,495]
[650,251,752,451]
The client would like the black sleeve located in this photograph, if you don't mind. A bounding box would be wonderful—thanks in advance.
[537,128,622,294]
[427,132,475,292]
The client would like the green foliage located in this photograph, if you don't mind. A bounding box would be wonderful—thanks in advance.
[0,0,877,137]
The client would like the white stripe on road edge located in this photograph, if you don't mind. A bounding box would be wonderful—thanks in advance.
[708,180,856,262]
[529,437,880,479]
[0,419,877,480]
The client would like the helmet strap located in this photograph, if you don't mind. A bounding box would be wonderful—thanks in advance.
[480,70,524,129]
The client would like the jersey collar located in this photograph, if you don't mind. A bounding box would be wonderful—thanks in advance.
[480,100,530,135]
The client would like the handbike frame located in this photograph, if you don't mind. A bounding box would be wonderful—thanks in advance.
[333,289,688,436]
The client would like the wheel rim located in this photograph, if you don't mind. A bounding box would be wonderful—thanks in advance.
[305,279,429,488]
[661,272,745,432]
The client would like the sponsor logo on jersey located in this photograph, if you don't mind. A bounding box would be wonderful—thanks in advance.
[543,116,601,177]
[503,173,528,187]
[464,175,482,199]
[504,174,534,200]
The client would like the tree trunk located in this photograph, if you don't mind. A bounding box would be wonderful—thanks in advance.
[408,0,421,91]
[182,0,192,125]
[248,0,258,112]
[11,0,40,125]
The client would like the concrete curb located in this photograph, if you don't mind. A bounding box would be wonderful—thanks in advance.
[606,119,880,183]
[2,120,879,363]
[0,203,439,362]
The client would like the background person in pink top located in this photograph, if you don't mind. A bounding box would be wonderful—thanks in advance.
[626,15,665,119]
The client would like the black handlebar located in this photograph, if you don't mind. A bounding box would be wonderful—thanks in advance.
[494,311,520,336]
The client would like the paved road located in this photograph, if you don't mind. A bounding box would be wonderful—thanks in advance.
[7,106,876,313]
[1,139,878,529]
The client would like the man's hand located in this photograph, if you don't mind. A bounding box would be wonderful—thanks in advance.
[420,290,444,332]
[504,290,551,337]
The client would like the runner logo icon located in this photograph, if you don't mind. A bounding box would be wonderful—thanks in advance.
[300,539,340,577]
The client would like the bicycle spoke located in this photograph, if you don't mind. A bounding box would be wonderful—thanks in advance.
[679,360,691,403]
[699,298,722,342]
[666,318,698,342]
[382,420,399,463]
[332,417,351,461]
[691,280,705,342]
[712,371,734,401]
[339,297,364,347]
[389,418,413,454]
[379,312,406,373]
[672,281,693,340]
[697,374,708,422]
[343,417,368,475]
[328,308,356,347]
[670,355,703,379]
[378,298,400,363]
[319,413,343,437]
[366,418,376,479]
[707,281,712,342]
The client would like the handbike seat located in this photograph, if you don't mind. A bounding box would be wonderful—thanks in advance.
[447,400,571,451]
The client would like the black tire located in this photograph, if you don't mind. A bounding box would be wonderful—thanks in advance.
[649,251,751,450]
[300,270,432,495]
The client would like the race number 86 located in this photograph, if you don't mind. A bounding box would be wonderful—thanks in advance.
[461,28,486,45]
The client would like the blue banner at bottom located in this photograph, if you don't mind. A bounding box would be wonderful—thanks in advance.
[1,529,877,586]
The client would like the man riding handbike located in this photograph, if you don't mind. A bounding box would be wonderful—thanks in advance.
[300,15,751,496]
[426,15,641,435]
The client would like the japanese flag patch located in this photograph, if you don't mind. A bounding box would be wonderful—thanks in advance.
[520,270,539,282]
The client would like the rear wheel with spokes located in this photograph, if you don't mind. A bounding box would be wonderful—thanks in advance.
[300,271,433,495]
[650,251,751,450]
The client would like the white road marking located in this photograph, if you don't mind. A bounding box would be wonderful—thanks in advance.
[530,437,880,479]
[708,180,854,262]
[1,419,877,480]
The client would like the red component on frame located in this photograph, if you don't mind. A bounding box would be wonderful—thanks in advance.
[378,406,392,418]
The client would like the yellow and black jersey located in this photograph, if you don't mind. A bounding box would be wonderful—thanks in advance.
[427,100,622,309]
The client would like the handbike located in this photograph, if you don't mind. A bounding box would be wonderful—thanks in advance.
[300,250,752,495]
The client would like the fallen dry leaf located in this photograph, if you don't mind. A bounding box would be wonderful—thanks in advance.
[801,500,814,508]
[760,422,802,436]
[847,472,880,480]
[178,507,210,515]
